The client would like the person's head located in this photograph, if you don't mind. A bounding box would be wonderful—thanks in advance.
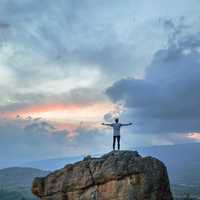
[115,118,119,123]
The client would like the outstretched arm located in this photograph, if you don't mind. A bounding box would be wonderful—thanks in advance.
[120,122,133,126]
[101,123,113,127]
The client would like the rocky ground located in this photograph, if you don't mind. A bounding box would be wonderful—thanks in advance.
[32,150,173,200]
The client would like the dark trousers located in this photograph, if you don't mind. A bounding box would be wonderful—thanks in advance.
[113,136,120,150]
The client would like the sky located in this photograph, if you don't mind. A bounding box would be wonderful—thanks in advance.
[0,0,200,168]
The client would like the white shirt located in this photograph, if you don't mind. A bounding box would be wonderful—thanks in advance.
[111,123,121,136]
[108,122,131,136]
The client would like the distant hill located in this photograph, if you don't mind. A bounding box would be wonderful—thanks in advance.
[0,167,49,200]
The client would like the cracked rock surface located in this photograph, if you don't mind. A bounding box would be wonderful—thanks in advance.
[32,151,173,200]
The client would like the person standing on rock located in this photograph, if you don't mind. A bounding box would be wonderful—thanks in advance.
[102,118,133,150]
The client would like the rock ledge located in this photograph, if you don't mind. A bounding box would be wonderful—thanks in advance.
[32,151,173,200]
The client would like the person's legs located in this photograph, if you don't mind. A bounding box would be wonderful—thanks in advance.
[117,136,120,150]
[113,136,116,150]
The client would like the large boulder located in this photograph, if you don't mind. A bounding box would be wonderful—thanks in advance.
[32,151,173,200]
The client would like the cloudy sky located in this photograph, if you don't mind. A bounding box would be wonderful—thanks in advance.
[0,0,200,168]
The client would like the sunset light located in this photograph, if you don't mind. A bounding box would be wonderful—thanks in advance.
[6,102,115,124]
[188,132,200,141]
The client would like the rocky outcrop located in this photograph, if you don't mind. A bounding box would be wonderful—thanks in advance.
[32,151,173,200]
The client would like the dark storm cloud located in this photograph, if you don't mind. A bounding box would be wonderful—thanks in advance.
[106,26,200,134]
[0,118,69,167]
[0,117,111,168]
[24,121,56,132]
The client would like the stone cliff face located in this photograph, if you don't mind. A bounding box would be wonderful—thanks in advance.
[32,151,173,200]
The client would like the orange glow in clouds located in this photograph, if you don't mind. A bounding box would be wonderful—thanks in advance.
[7,102,115,127]
[188,132,200,141]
